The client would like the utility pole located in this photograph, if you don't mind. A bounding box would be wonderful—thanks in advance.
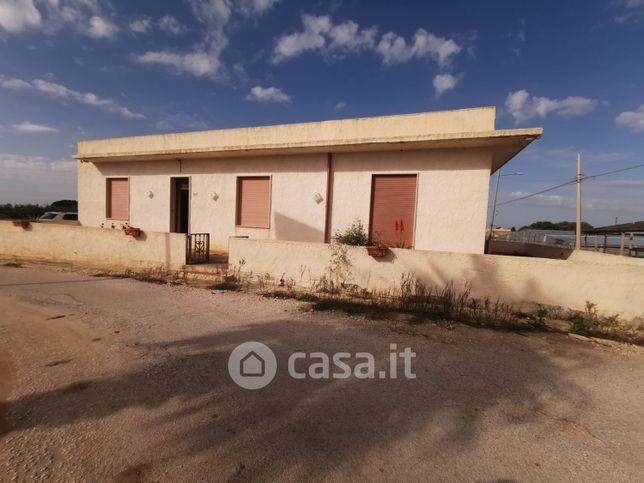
[576,153,582,250]
[487,170,523,254]
[489,170,502,243]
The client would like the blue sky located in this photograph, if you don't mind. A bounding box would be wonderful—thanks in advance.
[1,0,643,228]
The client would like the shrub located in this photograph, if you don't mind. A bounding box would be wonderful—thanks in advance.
[333,219,369,246]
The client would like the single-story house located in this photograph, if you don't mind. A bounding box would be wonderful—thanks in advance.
[74,106,542,255]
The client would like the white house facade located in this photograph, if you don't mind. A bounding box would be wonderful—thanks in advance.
[75,106,541,254]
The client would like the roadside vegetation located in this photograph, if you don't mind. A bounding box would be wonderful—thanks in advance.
[519,220,594,231]
[5,214,640,346]
[0,200,78,220]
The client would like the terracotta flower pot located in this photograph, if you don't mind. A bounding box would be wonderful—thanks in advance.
[366,246,387,257]
[124,227,141,238]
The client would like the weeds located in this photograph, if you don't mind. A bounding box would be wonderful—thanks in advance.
[209,282,240,291]
[396,274,525,330]
[566,301,623,340]
[260,290,320,302]
[312,298,390,319]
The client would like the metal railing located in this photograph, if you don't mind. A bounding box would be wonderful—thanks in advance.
[186,233,210,264]
[496,230,575,248]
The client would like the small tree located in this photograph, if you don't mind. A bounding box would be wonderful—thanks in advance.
[332,219,369,246]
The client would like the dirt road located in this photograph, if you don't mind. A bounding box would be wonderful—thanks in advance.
[1,265,643,481]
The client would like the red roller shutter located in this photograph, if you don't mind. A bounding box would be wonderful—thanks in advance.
[107,178,129,220]
[370,175,417,248]
[236,177,271,228]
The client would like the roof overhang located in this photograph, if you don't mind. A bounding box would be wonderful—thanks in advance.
[75,129,542,172]
[74,108,542,172]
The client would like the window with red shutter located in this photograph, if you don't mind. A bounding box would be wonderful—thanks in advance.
[369,174,417,248]
[236,177,271,228]
[107,178,129,220]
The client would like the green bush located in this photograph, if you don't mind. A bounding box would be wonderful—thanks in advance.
[333,219,369,246]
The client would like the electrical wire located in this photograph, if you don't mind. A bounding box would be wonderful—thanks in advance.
[582,162,644,181]
[496,179,576,206]
[495,162,644,207]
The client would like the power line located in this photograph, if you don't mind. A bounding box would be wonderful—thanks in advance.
[497,179,576,206]
[582,162,644,181]
[496,162,644,207]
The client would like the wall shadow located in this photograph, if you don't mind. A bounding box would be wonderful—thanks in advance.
[273,212,324,243]
[1,314,592,480]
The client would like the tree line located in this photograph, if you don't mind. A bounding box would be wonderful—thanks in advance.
[0,200,78,220]
[519,221,594,231]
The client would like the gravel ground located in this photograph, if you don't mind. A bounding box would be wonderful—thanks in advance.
[1,265,644,482]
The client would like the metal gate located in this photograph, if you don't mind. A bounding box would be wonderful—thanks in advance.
[186,233,210,264]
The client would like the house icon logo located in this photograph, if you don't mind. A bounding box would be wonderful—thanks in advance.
[228,342,277,390]
[240,351,265,377]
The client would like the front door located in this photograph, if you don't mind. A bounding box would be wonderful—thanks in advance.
[171,177,190,234]
[369,174,417,248]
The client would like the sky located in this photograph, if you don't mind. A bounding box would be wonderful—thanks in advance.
[1,0,643,228]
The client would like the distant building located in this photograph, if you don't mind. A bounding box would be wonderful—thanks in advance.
[74,107,541,254]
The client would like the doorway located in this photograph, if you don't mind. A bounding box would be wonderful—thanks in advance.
[171,177,190,233]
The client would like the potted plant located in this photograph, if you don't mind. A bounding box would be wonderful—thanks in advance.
[123,225,141,238]
[333,220,390,257]
[366,242,388,257]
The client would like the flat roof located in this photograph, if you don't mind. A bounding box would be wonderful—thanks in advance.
[75,107,543,172]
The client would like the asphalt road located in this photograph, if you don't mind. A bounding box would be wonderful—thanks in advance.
[1,265,643,481]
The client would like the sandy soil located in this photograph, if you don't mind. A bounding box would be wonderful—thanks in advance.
[1,265,643,481]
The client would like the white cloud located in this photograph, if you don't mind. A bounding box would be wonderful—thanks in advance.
[272,14,332,62]
[334,101,346,111]
[135,51,220,77]
[237,0,281,16]
[615,105,644,133]
[328,20,377,52]
[614,0,644,22]
[433,73,458,97]
[134,0,281,78]
[504,189,644,214]
[157,14,186,35]
[130,15,186,36]
[129,17,152,34]
[272,14,377,63]
[505,191,573,208]
[0,153,73,172]
[12,121,59,133]
[0,76,31,89]
[505,90,598,123]
[0,76,144,119]
[0,153,76,204]
[86,15,118,38]
[377,29,461,66]
[135,0,233,78]
[246,86,291,103]
[0,0,41,33]
[0,0,119,39]
[272,15,462,71]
